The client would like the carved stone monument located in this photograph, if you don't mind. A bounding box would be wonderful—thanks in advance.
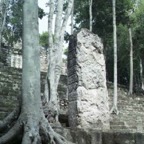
[68,29,110,129]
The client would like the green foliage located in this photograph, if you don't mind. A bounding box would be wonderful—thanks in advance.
[3,0,46,46]
[74,0,133,37]
[64,48,68,56]
[74,0,144,87]
[1,0,144,89]
[38,7,45,19]
[117,24,130,85]
[4,0,23,45]
[39,32,48,48]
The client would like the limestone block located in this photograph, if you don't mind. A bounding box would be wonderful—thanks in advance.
[68,29,110,129]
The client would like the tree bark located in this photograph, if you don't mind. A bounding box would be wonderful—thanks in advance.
[71,2,74,35]
[21,0,42,143]
[44,0,54,104]
[0,0,9,61]
[139,58,144,90]
[110,0,119,115]
[45,0,74,123]
[89,0,93,32]
[128,27,133,95]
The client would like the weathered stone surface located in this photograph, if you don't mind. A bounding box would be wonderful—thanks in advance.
[55,128,141,144]
[107,82,144,132]
[10,44,48,71]
[68,29,110,129]
[3,127,144,144]
[9,43,67,74]
[68,128,102,144]
[0,67,68,120]
[102,131,136,144]
[0,45,10,66]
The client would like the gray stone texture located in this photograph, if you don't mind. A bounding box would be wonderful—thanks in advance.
[9,43,67,74]
[68,29,110,129]
[0,45,10,66]
[108,82,144,132]
[0,67,68,121]
[1,50,144,132]
[55,128,144,144]
[0,67,20,119]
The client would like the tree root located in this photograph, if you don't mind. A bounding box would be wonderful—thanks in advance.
[22,128,42,144]
[0,109,74,144]
[0,107,20,132]
[110,106,119,115]
[40,118,74,144]
[0,119,22,144]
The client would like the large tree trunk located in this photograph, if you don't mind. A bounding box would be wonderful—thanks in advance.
[110,0,119,115]
[128,27,133,95]
[21,0,42,143]
[0,0,74,143]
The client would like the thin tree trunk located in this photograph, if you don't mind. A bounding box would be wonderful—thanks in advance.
[45,0,74,123]
[48,0,63,110]
[89,0,93,32]
[139,58,144,90]
[71,2,74,35]
[128,27,133,95]
[110,0,119,115]
[61,0,74,34]
[44,0,54,103]
[0,0,9,61]
[54,0,63,40]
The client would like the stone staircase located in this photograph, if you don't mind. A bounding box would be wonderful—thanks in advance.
[0,67,20,119]
[0,67,68,121]
[1,66,144,132]
[108,85,144,132]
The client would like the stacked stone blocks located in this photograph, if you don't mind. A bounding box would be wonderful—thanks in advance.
[68,29,110,129]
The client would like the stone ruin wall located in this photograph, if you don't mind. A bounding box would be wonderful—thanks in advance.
[0,45,10,66]
[68,29,110,129]
[0,42,68,120]
[1,66,144,144]
[67,29,144,133]
[9,42,67,73]
[0,66,68,121]
[1,30,144,132]
[1,29,144,144]
[10,42,48,72]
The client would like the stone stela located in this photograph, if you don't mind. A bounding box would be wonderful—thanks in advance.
[67,29,110,129]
